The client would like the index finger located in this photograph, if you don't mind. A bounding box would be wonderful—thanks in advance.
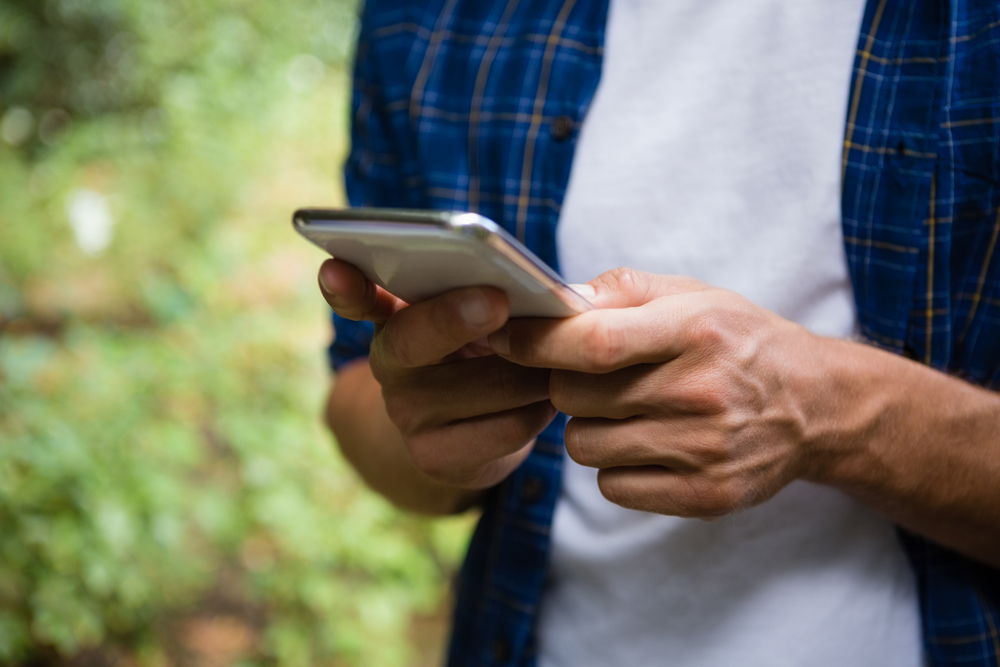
[488,294,701,373]
[372,286,510,371]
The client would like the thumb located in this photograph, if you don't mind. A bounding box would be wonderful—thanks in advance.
[319,258,407,323]
[579,268,710,309]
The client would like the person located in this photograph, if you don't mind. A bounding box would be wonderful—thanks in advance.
[317,1,1000,665]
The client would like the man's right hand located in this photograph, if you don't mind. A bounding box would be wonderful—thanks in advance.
[318,258,556,496]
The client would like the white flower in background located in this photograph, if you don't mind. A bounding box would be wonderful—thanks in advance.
[66,188,115,256]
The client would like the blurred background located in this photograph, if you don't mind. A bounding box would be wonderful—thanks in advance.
[0,1,474,665]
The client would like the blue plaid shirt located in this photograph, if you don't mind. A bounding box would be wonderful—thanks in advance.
[331,1,1000,665]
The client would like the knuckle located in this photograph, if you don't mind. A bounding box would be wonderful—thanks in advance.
[368,353,390,384]
[597,471,648,512]
[700,492,733,517]
[407,438,448,480]
[596,472,627,506]
[690,478,743,518]
[609,267,638,291]
[563,420,589,465]
[607,267,639,294]
[377,321,417,369]
[718,407,752,437]
[368,349,398,386]
[714,481,746,515]
[583,319,628,372]
[408,435,479,486]
[548,370,574,413]
[506,325,539,366]
[684,373,732,414]
[495,410,532,448]
[689,306,728,349]
[732,332,761,367]
[382,391,420,434]
[690,431,730,465]
[604,267,656,302]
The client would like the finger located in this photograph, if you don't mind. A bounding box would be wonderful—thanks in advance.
[548,359,723,419]
[549,365,666,419]
[459,336,495,359]
[491,291,708,372]
[383,357,551,431]
[597,466,746,518]
[407,400,557,488]
[319,258,405,323]
[373,286,509,370]
[585,268,710,309]
[564,417,709,470]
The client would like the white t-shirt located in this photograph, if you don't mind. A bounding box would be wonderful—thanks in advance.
[539,1,923,666]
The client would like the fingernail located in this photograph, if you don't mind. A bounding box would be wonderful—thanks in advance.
[569,283,597,300]
[319,267,336,295]
[488,328,510,355]
[460,292,493,328]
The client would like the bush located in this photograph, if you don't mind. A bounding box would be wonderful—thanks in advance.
[0,1,472,664]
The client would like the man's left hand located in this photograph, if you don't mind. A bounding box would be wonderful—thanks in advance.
[488,267,826,518]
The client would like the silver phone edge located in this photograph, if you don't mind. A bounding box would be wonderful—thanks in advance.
[295,207,470,230]
[293,208,595,314]
[480,232,595,314]
[435,214,594,314]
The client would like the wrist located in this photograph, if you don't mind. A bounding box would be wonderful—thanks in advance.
[793,334,900,491]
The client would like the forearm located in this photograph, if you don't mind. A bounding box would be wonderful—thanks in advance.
[803,337,1000,567]
[326,360,485,515]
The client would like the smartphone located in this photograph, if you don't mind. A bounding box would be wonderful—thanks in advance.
[293,208,593,318]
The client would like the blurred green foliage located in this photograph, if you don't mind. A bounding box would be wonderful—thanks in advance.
[0,1,472,665]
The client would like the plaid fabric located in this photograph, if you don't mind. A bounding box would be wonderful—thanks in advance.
[331,0,1000,665]
[842,1,1000,664]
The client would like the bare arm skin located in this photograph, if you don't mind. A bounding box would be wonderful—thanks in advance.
[318,258,1000,566]
[325,361,483,515]
[801,336,1000,567]
[488,268,1000,567]
[319,258,557,516]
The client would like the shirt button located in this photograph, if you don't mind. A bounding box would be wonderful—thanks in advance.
[520,476,546,504]
[491,638,512,664]
[549,115,575,142]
